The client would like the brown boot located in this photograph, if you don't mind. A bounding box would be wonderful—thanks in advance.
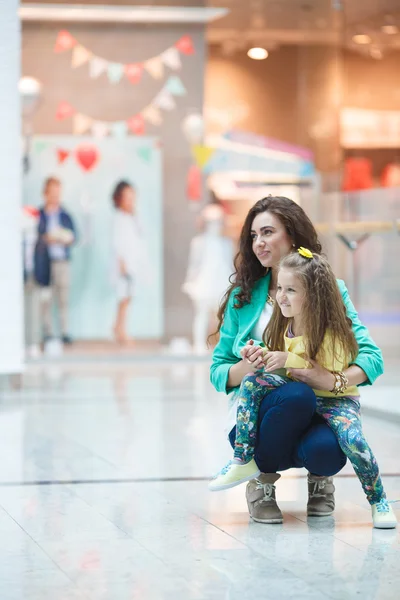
[246,473,283,524]
[307,474,335,517]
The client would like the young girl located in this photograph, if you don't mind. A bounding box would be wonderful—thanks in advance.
[209,247,397,529]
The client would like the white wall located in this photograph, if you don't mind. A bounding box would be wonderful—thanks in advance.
[0,0,23,373]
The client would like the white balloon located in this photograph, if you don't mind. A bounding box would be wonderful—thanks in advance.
[182,113,204,144]
[19,76,42,116]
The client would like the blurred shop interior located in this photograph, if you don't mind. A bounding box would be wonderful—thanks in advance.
[2,0,400,372]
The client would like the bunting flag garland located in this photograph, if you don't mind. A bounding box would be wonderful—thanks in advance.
[191,145,216,169]
[72,45,92,68]
[53,143,154,170]
[56,101,76,120]
[56,75,185,136]
[54,30,194,84]
[54,30,76,53]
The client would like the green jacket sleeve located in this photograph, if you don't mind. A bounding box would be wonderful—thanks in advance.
[338,280,384,386]
[210,290,240,394]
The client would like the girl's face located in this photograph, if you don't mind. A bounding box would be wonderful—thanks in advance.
[251,211,293,269]
[120,186,135,213]
[276,268,305,320]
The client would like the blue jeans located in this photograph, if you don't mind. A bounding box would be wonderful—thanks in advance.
[229,381,347,476]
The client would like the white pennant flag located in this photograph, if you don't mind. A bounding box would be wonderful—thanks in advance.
[154,89,175,111]
[89,56,108,79]
[161,47,181,70]
[144,56,164,79]
[73,113,93,134]
[142,105,163,126]
[72,45,92,68]
[91,121,109,138]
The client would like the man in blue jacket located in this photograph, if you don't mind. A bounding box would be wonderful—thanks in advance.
[34,177,76,344]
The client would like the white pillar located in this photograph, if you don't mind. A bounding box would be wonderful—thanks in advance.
[0,0,23,373]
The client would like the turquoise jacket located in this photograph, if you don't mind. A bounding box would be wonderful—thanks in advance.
[210,271,384,395]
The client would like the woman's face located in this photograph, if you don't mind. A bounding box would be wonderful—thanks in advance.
[120,186,135,213]
[251,211,293,269]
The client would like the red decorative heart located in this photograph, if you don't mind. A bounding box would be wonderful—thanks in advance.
[75,144,99,172]
[57,149,70,164]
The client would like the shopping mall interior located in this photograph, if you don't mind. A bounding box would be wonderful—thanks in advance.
[0,1,399,599]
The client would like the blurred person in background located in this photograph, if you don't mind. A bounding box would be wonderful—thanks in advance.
[34,177,76,345]
[183,199,234,354]
[22,206,41,358]
[111,180,143,344]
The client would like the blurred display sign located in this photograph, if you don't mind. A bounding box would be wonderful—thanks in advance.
[341,108,400,148]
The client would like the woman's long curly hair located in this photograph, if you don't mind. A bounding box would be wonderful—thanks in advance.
[264,252,359,363]
[215,196,322,334]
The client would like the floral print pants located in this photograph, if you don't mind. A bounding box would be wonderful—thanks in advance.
[235,371,385,505]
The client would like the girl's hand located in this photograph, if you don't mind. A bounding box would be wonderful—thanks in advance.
[240,339,266,370]
[288,359,336,391]
[264,351,288,372]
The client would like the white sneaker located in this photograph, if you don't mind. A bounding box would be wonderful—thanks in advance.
[371,499,397,529]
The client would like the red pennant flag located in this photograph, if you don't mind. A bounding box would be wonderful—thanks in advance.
[127,115,145,135]
[54,30,76,53]
[57,149,70,164]
[56,101,75,121]
[125,63,143,84]
[175,35,195,56]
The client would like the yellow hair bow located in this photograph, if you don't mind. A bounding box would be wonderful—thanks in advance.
[298,247,313,259]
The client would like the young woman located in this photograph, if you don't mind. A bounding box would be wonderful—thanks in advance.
[210,196,384,524]
[209,249,396,529]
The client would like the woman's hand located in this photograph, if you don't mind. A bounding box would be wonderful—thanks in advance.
[288,359,336,391]
[240,339,265,370]
[264,351,288,372]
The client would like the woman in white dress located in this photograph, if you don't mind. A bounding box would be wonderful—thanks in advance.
[111,181,142,344]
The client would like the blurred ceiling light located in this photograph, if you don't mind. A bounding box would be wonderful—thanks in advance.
[247,47,269,60]
[352,34,371,45]
[381,24,398,34]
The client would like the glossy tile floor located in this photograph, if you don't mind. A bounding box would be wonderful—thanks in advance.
[0,361,399,600]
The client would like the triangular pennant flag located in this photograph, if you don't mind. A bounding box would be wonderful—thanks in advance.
[142,105,163,126]
[91,121,109,138]
[165,75,186,96]
[127,115,145,135]
[57,149,70,164]
[107,62,124,84]
[192,145,216,169]
[89,56,108,79]
[54,30,76,53]
[138,147,152,163]
[144,56,164,80]
[154,89,175,111]
[125,63,143,84]
[72,45,92,68]
[56,101,75,120]
[161,47,181,70]
[175,35,195,56]
[73,113,93,134]
[111,121,128,138]
[34,140,48,154]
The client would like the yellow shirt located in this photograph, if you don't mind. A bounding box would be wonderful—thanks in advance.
[282,328,359,398]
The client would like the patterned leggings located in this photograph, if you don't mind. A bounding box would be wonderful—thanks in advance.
[235,371,385,505]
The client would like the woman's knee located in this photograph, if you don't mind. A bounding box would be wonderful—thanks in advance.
[302,423,347,476]
[278,382,316,416]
